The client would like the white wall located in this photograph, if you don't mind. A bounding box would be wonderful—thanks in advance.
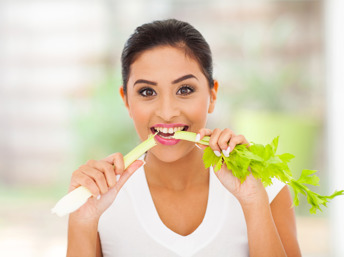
[0,1,108,184]
[325,1,344,256]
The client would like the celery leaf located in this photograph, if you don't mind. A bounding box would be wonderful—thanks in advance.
[201,136,343,214]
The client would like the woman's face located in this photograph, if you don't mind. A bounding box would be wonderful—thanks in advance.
[121,46,218,163]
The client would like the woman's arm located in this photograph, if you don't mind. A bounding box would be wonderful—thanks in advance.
[96,233,103,257]
[241,185,301,257]
[196,128,301,256]
[270,185,302,256]
[66,154,144,257]
[67,215,99,257]
[241,195,285,256]
[67,217,103,257]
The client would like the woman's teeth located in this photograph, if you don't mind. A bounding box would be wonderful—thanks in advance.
[154,126,185,134]
[151,126,187,139]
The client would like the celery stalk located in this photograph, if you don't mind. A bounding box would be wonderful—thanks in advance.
[51,133,157,217]
[173,131,210,145]
[122,133,157,168]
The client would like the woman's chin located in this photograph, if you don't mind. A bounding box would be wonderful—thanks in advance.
[148,143,195,164]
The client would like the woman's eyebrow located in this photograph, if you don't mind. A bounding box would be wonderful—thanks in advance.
[172,74,198,84]
[133,74,197,87]
[134,79,157,86]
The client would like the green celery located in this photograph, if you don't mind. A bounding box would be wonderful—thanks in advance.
[173,131,210,145]
[175,131,343,214]
[53,130,342,216]
[52,133,157,217]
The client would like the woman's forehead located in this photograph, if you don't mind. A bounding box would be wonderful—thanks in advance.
[129,46,204,81]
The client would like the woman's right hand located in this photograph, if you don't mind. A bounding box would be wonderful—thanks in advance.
[68,153,145,222]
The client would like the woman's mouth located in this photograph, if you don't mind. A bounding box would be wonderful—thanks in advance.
[150,125,189,145]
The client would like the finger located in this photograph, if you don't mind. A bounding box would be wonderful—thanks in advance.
[71,171,100,197]
[101,152,125,184]
[217,128,234,150]
[115,160,145,192]
[79,165,109,194]
[102,152,124,166]
[228,134,250,153]
[208,128,222,157]
[112,153,125,176]
[88,160,117,188]
[218,129,234,157]
[196,128,213,142]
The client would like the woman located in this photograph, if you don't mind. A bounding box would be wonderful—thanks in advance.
[67,19,301,257]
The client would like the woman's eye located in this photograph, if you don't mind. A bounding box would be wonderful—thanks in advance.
[139,88,156,97]
[177,85,194,95]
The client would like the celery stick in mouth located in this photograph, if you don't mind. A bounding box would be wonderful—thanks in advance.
[52,131,343,216]
[51,133,157,217]
[151,125,188,139]
[173,131,210,145]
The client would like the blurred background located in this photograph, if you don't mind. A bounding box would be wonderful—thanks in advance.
[0,0,343,256]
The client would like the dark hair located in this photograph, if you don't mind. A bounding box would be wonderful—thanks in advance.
[121,19,214,94]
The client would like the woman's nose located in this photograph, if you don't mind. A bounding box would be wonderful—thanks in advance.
[155,95,180,121]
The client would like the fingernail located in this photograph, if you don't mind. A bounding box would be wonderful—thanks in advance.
[225,146,231,156]
[195,143,202,150]
[195,133,201,142]
[222,148,229,157]
[97,194,101,200]
[214,150,221,157]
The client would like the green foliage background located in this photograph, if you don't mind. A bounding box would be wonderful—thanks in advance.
[71,73,139,163]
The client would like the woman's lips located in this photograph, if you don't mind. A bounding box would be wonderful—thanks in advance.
[150,125,189,146]
[154,134,181,145]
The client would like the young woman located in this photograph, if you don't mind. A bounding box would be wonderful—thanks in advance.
[67,19,301,257]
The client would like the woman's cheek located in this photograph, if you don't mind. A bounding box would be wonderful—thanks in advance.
[188,99,209,126]
[130,105,151,140]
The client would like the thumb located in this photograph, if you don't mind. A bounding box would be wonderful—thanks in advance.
[115,160,145,192]
[126,159,146,173]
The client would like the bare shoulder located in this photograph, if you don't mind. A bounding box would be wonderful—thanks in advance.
[270,185,302,257]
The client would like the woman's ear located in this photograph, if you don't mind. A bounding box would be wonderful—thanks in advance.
[119,86,132,117]
[208,80,218,113]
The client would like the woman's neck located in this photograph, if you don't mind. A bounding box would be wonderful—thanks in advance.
[144,148,209,191]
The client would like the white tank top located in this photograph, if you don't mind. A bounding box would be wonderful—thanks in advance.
[98,165,285,257]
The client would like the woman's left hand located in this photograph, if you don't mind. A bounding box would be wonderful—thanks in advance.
[196,128,269,207]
